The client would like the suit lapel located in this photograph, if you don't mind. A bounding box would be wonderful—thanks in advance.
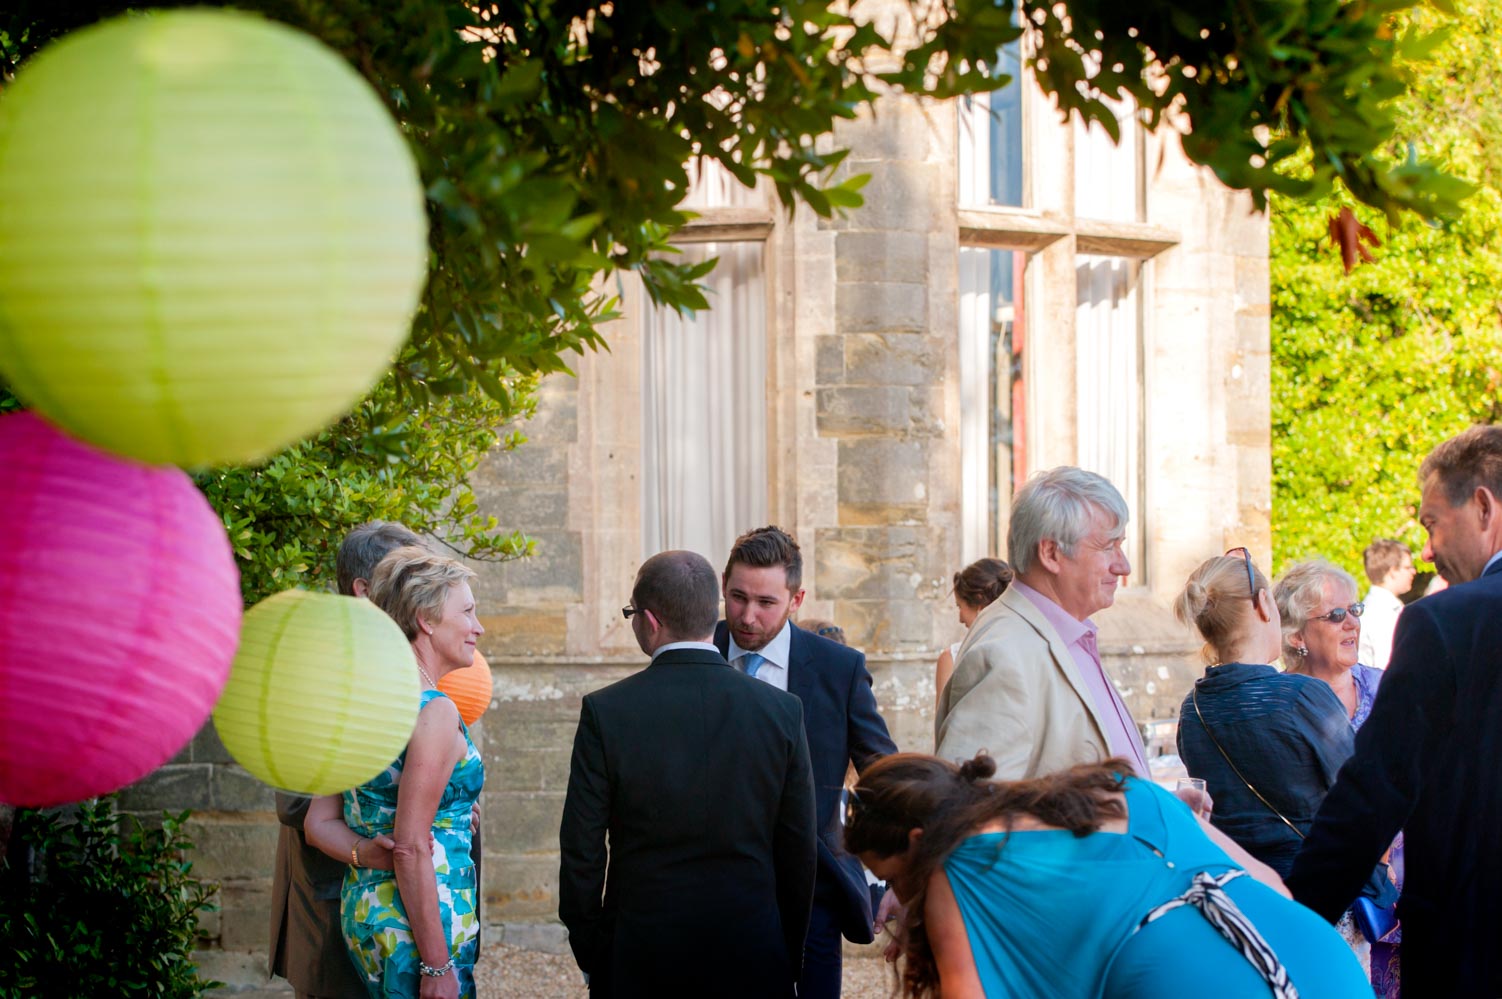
[1001,587,1113,746]
[785,624,816,707]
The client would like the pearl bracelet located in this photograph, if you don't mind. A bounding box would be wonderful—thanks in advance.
[419,958,454,978]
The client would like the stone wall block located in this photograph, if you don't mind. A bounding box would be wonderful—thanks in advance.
[481,609,569,656]
[472,440,568,492]
[815,386,913,437]
[843,333,936,387]
[495,530,583,602]
[192,721,236,765]
[484,792,565,855]
[834,230,929,285]
[216,881,272,951]
[187,819,281,882]
[210,765,276,812]
[815,335,845,386]
[118,764,214,813]
[824,161,943,232]
[835,280,927,333]
[813,527,922,601]
[484,854,559,920]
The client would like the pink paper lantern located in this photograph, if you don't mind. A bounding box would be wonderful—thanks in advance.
[0,412,242,807]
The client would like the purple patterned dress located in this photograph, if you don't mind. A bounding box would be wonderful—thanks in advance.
[1353,663,1402,998]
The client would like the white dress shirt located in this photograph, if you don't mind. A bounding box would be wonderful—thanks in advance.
[727,620,792,692]
[1358,586,1404,670]
[652,640,721,660]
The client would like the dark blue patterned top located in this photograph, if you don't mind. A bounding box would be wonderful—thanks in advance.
[1176,663,1353,879]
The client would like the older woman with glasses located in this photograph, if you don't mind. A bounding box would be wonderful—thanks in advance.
[1276,559,1384,727]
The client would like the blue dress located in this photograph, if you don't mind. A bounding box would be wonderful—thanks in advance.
[943,777,1369,998]
[340,690,485,998]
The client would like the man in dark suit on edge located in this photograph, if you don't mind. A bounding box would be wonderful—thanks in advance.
[715,526,899,999]
[1288,425,1502,995]
[559,550,817,998]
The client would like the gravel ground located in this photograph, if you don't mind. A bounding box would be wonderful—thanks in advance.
[475,944,896,998]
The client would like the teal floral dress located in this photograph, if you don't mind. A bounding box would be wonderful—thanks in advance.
[341,690,485,998]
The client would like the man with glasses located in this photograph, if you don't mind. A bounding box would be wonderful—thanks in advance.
[1289,426,1502,995]
[558,550,817,998]
[936,466,1149,779]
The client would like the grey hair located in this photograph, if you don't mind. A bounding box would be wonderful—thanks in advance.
[1006,467,1129,575]
[1273,559,1359,669]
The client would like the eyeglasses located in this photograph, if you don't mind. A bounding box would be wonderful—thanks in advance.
[621,604,641,620]
[839,786,865,828]
[1225,547,1257,602]
[1311,602,1364,624]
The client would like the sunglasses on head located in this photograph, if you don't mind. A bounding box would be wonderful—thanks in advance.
[839,786,865,828]
[1225,547,1257,601]
[1311,602,1364,624]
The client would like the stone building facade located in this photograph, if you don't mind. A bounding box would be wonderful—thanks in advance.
[119,42,1270,979]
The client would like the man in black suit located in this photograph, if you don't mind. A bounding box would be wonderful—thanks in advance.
[559,550,817,998]
[1288,425,1502,995]
[715,526,898,999]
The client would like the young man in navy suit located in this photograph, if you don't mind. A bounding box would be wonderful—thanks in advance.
[1288,426,1502,995]
[716,526,898,999]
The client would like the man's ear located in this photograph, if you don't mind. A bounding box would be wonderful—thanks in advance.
[1476,486,1499,531]
[788,587,806,615]
[351,578,370,598]
[1035,539,1063,574]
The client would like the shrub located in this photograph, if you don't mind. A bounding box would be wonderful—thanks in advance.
[0,799,219,998]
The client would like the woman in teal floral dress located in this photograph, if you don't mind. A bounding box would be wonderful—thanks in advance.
[309,547,486,999]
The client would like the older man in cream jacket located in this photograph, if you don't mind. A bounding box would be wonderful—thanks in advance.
[936,467,1150,780]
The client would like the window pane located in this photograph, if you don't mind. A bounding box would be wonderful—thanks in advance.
[1073,99,1139,222]
[958,247,1025,562]
[640,242,767,567]
[958,37,1024,208]
[1075,255,1143,578]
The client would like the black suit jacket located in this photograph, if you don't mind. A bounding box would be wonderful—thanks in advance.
[558,647,817,999]
[715,622,897,944]
[1288,560,1502,994]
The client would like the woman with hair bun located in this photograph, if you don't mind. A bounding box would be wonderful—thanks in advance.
[933,557,1012,712]
[843,751,1368,998]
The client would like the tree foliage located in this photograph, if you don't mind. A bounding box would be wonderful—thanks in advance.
[0,0,1477,597]
[1270,0,1502,577]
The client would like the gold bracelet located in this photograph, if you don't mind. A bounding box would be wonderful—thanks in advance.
[351,838,362,868]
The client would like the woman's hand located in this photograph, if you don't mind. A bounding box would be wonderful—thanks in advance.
[417,966,459,999]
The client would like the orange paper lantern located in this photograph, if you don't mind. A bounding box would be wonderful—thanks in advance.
[437,649,494,726]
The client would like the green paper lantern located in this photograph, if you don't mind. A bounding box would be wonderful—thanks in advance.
[0,10,428,467]
[213,589,421,795]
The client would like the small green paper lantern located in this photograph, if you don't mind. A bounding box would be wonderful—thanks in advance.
[0,10,428,467]
[213,590,421,795]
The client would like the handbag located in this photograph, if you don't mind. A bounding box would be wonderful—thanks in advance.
[1191,689,1398,945]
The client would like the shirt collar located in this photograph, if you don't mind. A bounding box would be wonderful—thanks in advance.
[1364,585,1404,610]
[652,640,720,661]
[1011,578,1096,647]
[1485,550,1502,577]
[727,619,792,670]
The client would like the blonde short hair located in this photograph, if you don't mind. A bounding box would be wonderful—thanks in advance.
[1274,559,1358,669]
[367,546,477,641]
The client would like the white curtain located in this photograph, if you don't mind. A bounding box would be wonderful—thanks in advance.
[640,241,767,569]
[1076,255,1142,576]
[1073,98,1139,222]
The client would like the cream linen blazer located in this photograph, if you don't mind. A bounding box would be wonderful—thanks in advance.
[934,584,1113,780]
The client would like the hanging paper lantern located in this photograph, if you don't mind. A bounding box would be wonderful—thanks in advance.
[0,412,242,807]
[213,589,421,795]
[0,9,428,468]
[438,649,495,727]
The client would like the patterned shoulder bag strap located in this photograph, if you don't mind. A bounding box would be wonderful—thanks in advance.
[1191,688,1305,841]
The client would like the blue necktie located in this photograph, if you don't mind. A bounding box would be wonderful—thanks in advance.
[741,652,765,678]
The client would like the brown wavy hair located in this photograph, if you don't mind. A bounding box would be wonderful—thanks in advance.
[844,753,1130,998]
